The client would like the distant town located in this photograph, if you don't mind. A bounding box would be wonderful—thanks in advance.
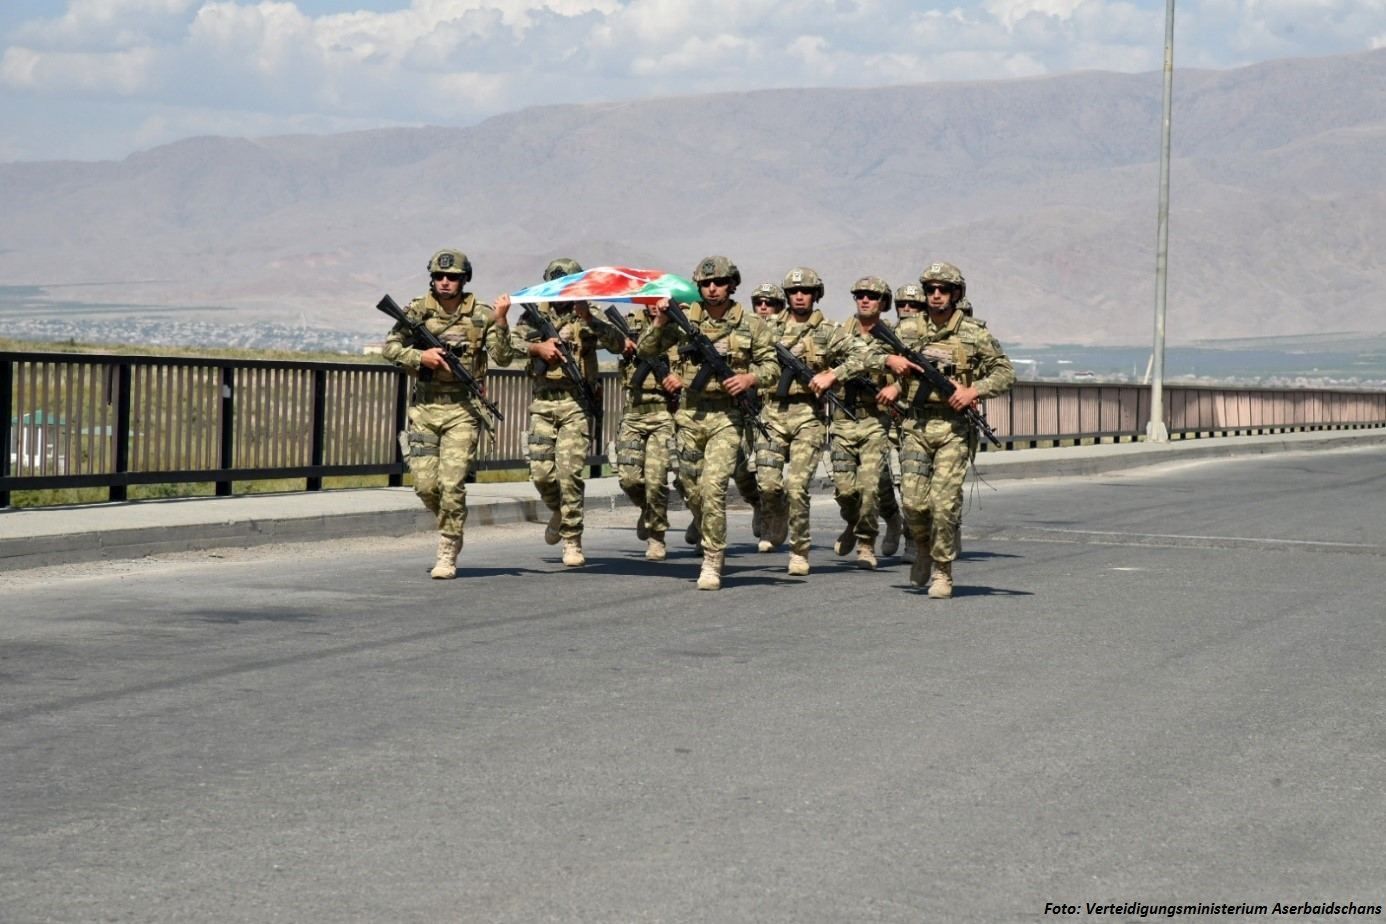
[4,312,1386,391]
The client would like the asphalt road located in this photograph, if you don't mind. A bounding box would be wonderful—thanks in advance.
[2,446,1384,923]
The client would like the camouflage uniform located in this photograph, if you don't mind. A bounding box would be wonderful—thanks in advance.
[830,313,897,556]
[758,307,874,563]
[382,274,512,571]
[510,302,623,551]
[637,302,777,559]
[893,305,1014,574]
[614,307,679,556]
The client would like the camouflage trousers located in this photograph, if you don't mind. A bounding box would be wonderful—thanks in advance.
[616,401,676,536]
[675,404,751,554]
[406,401,482,538]
[879,423,901,522]
[899,411,970,563]
[828,412,890,543]
[755,400,826,555]
[527,395,593,540]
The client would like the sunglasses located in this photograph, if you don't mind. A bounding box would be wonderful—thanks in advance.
[922,284,953,295]
[752,298,782,307]
[698,277,731,288]
[431,272,463,282]
[852,292,883,301]
[897,300,924,309]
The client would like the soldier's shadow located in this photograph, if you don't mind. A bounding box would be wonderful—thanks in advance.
[451,565,551,579]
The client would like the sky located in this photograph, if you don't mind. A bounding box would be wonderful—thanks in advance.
[2,0,1383,163]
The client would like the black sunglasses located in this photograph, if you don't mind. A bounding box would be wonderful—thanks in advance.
[698,277,731,288]
[922,283,952,295]
[852,291,883,300]
[431,272,463,282]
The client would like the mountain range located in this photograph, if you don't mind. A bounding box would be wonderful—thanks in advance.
[1,48,1383,347]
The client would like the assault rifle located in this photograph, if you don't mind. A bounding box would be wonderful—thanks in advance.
[771,342,856,421]
[602,305,673,390]
[376,294,502,432]
[869,323,1001,447]
[662,302,770,439]
[517,302,603,441]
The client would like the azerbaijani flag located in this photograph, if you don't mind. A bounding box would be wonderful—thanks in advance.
[510,266,700,306]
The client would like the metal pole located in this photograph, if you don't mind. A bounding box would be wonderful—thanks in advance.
[1147,0,1175,442]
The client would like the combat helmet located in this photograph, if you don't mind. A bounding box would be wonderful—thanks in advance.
[895,282,926,311]
[850,276,892,312]
[749,283,786,306]
[781,266,825,301]
[692,256,741,287]
[428,249,472,283]
[544,258,583,281]
[919,261,965,296]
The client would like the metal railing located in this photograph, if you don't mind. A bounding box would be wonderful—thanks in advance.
[5,348,1385,506]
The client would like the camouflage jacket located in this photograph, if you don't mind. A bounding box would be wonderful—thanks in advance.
[766,309,875,401]
[509,302,623,391]
[636,301,778,399]
[381,292,512,398]
[894,309,1014,405]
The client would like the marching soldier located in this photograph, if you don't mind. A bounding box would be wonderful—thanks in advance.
[637,256,777,590]
[494,258,624,568]
[878,262,1014,598]
[382,248,513,579]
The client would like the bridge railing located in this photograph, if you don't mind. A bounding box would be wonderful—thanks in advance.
[4,349,1384,506]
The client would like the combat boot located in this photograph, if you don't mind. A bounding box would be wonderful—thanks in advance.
[881,514,903,557]
[757,538,774,553]
[430,534,462,580]
[833,523,855,556]
[855,540,877,570]
[697,550,724,590]
[787,552,810,576]
[646,531,667,561]
[927,561,953,599]
[562,537,586,567]
[909,553,931,587]
[544,509,562,545]
[636,511,650,542]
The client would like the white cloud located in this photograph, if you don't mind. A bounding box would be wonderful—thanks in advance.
[1,0,1384,161]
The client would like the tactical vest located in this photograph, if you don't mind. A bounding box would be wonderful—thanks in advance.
[619,309,673,401]
[527,303,601,386]
[896,313,976,406]
[405,292,491,383]
[838,316,889,408]
[677,302,756,395]
[772,310,835,398]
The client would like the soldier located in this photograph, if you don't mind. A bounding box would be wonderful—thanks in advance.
[382,248,513,579]
[494,258,623,568]
[749,283,786,320]
[612,302,681,561]
[809,276,901,569]
[878,262,1014,598]
[637,256,777,590]
[891,282,928,560]
[756,266,874,576]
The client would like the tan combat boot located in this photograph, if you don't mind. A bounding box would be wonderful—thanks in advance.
[646,531,667,561]
[881,514,903,557]
[787,552,810,576]
[927,561,953,599]
[909,551,931,587]
[855,540,877,570]
[430,534,462,579]
[562,537,586,567]
[697,550,724,590]
[833,524,855,556]
[544,509,562,545]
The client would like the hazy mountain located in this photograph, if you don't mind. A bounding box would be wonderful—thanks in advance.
[1,48,1383,347]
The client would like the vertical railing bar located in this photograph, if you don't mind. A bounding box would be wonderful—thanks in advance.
[217,366,234,496]
[111,361,132,502]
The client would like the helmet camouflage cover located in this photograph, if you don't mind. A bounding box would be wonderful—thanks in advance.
[543,257,583,281]
[749,282,786,304]
[781,266,825,300]
[895,282,926,306]
[692,255,741,286]
[428,249,473,282]
[919,261,966,296]
[851,275,892,311]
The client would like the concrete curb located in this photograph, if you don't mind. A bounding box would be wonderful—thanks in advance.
[2,429,1383,572]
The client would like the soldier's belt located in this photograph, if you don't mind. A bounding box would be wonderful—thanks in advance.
[413,386,473,405]
[686,393,738,409]
[911,403,962,420]
[775,393,818,404]
[627,393,669,406]
[534,384,580,399]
